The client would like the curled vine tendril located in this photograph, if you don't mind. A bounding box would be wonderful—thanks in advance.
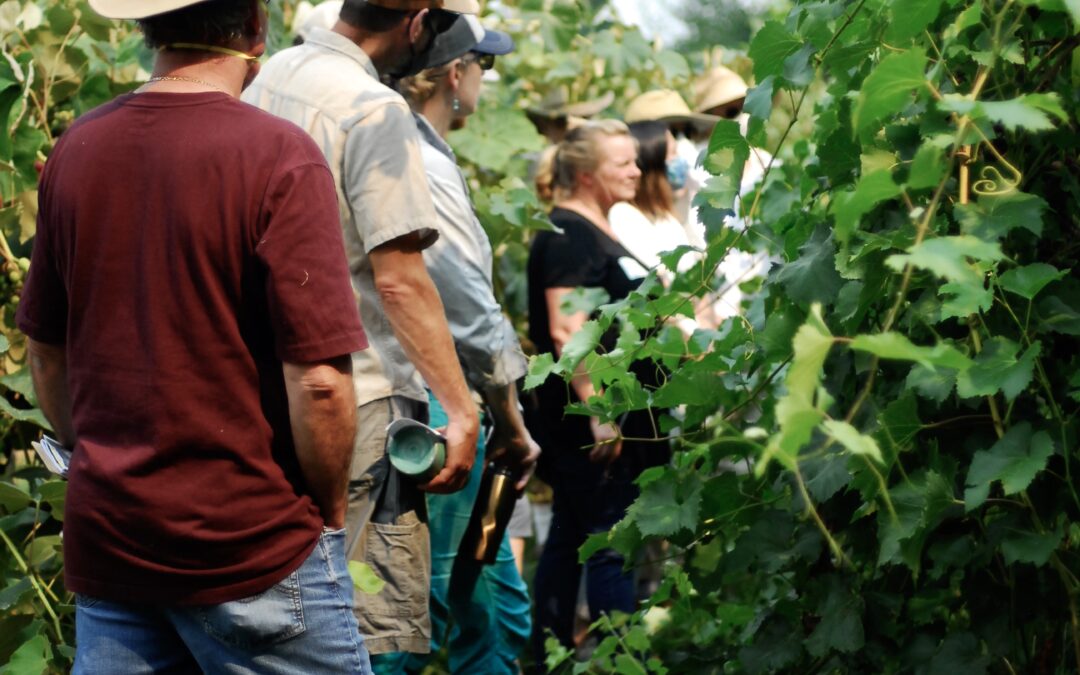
[972,164,1022,196]
[970,127,1024,196]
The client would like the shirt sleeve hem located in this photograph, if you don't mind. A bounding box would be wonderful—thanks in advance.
[278,331,368,365]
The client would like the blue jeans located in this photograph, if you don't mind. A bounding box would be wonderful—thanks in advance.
[373,392,531,674]
[532,471,639,661]
[73,528,373,674]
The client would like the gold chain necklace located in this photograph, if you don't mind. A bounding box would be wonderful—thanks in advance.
[143,75,227,93]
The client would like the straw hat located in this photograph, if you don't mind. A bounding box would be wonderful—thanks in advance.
[624,89,719,131]
[89,0,478,20]
[527,88,616,120]
[693,66,749,114]
[295,1,343,40]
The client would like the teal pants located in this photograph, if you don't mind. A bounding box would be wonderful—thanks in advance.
[372,392,531,674]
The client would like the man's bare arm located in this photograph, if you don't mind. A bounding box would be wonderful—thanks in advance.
[283,355,357,529]
[370,233,479,494]
[27,338,76,447]
[481,382,540,490]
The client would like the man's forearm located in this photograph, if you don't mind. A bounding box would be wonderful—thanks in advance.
[27,338,76,447]
[372,244,475,422]
[283,356,356,529]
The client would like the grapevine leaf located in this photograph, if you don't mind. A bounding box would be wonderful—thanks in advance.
[744,76,775,120]
[886,0,945,43]
[748,21,803,80]
[822,420,883,463]
[964,424,1054,510]
[524,353,560,391]
[348,561,386,595]
[1001,525,1063,566]
[940,93,1068,131]
[2,634,51,675]
[956,338,1039,400]
[699,120,750,211]
[1038,293,1080,335]
[784,304,833,403]
[760,306,832,473]
[850,333,972,369]
[739,618,803,675]
[886,236,1003,283]
[998,263,1066,300]
[34,480,66,522]
[906,364,957,402]
[879,471,957,570]
[0,481,32,512]
[0,334,8,355]
[774,225,843,306]
[805,576,865,657]
[906,143,946,190]
[854,48,928,133]
[0,367,36,405]
[802,450,853,502]
[556,320,603,373]
[626,473,702,537]
[954,191,1047,240]
[0,578,33,611]
[939,280,993,320]
[876,392,921,456]
[834,170,901,243]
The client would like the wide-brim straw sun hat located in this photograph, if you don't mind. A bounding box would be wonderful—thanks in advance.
[624,89,719,132]
[693,66,749,114]
[89,0,478,19]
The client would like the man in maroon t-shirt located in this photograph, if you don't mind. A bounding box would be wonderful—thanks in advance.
[17,0,374,672]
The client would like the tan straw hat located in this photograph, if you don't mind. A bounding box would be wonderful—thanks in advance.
[90,0,478,19]
[366,0,479,12]
[624,89,719,130]
[693,66,749,114]
[88,0,210,19]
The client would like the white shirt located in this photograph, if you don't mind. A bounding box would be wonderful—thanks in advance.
[609,202,696,281]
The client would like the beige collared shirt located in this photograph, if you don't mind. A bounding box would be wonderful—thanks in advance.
[243,28,439,406]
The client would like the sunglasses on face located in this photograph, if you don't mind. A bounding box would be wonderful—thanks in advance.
[462,51,495,70]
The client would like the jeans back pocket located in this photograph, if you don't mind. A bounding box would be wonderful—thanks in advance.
[199,571,306,649]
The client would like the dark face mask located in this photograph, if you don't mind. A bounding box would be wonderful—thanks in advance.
[386,10,454,80]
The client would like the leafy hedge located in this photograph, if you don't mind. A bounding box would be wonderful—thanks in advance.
[0,0,696,671]
[526,0,1080,673]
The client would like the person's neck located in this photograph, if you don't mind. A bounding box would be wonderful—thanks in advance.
[557,194,613,234]
[333,20,395,74]
[419,94,453,139]
[146,51,248,98]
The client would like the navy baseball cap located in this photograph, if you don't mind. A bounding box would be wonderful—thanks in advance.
[418,14,514,70]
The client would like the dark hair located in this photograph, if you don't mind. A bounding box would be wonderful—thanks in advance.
[138,0,258,50]
[340,0,411,32]
[628,120,674,220]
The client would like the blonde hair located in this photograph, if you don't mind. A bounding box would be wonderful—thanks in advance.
[533,119,632,203]
[398,61,458,108]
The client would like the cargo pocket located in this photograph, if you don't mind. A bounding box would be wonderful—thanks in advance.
[356,512,430,636]
[199,571,306,649]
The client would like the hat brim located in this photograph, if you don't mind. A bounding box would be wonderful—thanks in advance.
[653,112,723,134]
[474,29,514,56]
[88,0,209,19]
[528,90,615,120]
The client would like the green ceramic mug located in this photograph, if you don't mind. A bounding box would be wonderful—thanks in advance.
[385,418,447,482]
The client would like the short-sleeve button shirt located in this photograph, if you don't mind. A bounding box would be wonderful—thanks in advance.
[243,28,440,406]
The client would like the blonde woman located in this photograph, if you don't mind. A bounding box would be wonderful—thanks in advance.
[528,120,669,658]
[387,15,537,675]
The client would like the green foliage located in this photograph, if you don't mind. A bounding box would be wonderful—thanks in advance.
[525,0,1080,672]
